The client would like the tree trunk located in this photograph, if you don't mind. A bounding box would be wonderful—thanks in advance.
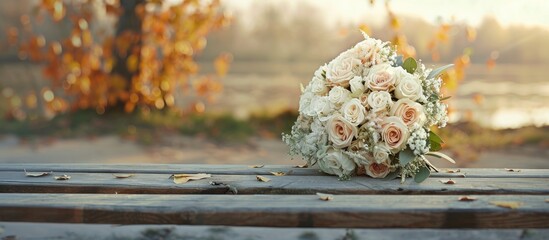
[110,0,145,111]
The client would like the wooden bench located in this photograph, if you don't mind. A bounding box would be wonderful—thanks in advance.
[0,164,548,237]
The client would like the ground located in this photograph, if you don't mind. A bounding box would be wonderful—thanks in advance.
[1,134,548,168]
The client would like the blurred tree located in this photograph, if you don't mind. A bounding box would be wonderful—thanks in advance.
[7,0,231,117]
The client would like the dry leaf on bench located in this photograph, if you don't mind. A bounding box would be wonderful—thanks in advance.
[294,164,308,168]
[113,174,134,179]
[249,165,264,168]
[24,170,51,177]
[54,175,71,180]
[317,193,334,201]
[256,175,271,182]
[490,201,522,209]
[443,169,460,173]
[504,168,521,172]
[171,173,211,184]
[458,196,477,202]
[440,179,456,184]
[270,171,286,176]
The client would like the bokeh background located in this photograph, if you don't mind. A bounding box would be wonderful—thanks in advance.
[0,0,547,168]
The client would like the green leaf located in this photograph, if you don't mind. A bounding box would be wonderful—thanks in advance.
[382,171,399,181]
[425,152,456,164]
[399,148,416,166]
[414,166,430,183]
[430,141,442,151]
[440,96,452,101]
[402,57,417,74]
[429,131,444,144]
[427,64,454,79]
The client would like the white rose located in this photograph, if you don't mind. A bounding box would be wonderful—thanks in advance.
[365,161,391,178]
[395,75,423,101]
[327,114,357,148]
[326,52,360,87]
[366,63,396,91]
[381,116,410,153]
[349,76,365,97]
[310,78,328,96]
[390,98,427,127]
[373,144,391,164]
[318,148,356,177]
[367,91,393,112]
[311,96,333,117]
[342,98,366,126]
[328,86,351,105]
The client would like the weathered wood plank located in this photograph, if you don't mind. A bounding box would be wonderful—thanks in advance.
[1,164,548,178]
[0,194,548,228]
[0,171,548,194]
[2,222,548,240]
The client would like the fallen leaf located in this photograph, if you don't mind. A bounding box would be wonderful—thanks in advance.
[294,164,308,168]
[458,196,477,202]
[249,165,264,168]
[545,199,549,203]
[113,174,134,179]
[504,168,521,172]
[256,175,271,182]
[440,179,456,184]
[54,175,71,180]
[171,173,211,184]
[24,169,51,177]
[270,171,286,176]
[490,201,522,209]
[317,192,334,201]
[443,168,460,173]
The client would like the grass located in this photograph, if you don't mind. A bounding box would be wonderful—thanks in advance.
[0,108,547,162]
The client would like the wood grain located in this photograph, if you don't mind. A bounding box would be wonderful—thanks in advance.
[1,164,548,178]
[0,171,548,195]
[2,222,549,240]
[1,194,548,228]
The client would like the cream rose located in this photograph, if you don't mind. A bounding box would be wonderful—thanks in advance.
[359,93,369,107]
[390,99,426,127]
[326,53,360,87]
[365,161,391,178]
[354,39,378,67]
[349,76,365,97]
[327,115,357,148]
[328,86,351,105]
[342,98,366,126]
[381,116,410,153]
[367,91,393,112]
[366,63,396,91]
[395,75,423,101]
[373,144,390,164]
[318,148,356,177]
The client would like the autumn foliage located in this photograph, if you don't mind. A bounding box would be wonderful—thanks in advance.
[8,0,231,117]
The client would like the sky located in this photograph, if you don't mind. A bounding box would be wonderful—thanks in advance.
[222,0,549,29]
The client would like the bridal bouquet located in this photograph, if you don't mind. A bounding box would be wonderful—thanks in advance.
[283,33,454,183]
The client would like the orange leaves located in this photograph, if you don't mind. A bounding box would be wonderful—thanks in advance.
[487,51,499,70]
[7,0,229,118]
[214,53,232,77]
[41,0,66,22]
